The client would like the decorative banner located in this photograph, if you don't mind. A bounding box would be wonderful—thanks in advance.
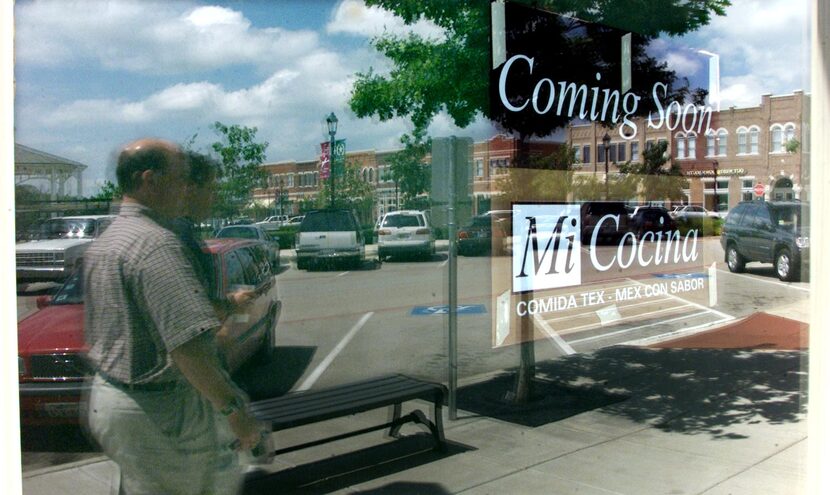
[332,139,346,177]
[319,141,330,179]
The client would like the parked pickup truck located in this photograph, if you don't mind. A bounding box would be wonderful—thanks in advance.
[16,215,114,283]
[295,209,365,270]
[257,215,289,232]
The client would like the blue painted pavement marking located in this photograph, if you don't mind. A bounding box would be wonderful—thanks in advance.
[411,305,487,316]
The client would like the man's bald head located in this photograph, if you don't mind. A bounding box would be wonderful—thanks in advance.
[116,138,185,194]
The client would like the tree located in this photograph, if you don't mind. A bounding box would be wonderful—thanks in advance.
[388,131,431,208]
[210,122,269,219]
[349,0,728,404]
[88,180,123,201]
[317,159,376,224]
[617,140,688,202]
[15,184,48,204]
[350,0,728,141]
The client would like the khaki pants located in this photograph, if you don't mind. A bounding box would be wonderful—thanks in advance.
[86,374,243,495]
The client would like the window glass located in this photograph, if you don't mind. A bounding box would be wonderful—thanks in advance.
[224,250,246,287]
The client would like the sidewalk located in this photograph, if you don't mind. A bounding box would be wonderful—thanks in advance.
[22,313,809,494]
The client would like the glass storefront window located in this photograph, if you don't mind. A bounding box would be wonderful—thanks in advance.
[7,0,828,493]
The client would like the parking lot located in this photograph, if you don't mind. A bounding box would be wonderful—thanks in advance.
[16,236,810,471]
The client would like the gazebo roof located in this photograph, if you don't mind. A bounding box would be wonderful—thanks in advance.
[15,143,87,172]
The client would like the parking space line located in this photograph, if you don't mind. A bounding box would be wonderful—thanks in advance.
[625,277,734,320]
[533,313,577,355]
[336,271,350,277]
[556,303,694,336]
[540,296,678,325]
[620,316,736,347]
[716,268,810,292]
[296,311,374,391]
[568,310,713,345]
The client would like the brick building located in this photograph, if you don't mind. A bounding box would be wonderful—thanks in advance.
[567,91,809,209]
[255,135,561,219]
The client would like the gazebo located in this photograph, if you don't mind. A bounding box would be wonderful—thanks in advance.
[14,143,86,200]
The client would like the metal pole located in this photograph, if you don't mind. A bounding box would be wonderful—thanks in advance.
[604,148,610,199]
[330,133,336,209]
[447,137,458,420]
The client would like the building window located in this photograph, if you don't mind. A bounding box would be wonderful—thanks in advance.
[737,127,748,154]
[617,142,626,162]
[286,174,294,187]
[608,143,617,163]
[771,125,783,152]
[717,130,728,156]
[749,126,760,154]
[688,134,696,158]
[572,146,580,163]
[675,134,686,158]
[582,145,591,163]
[475,159,484,177]
[706,132,715,156]
[631,142,639,161]
[489,158,509,176]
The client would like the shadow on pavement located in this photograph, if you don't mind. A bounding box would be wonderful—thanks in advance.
[243,434,471,494]
[233,346,316,401]
[457,372,628,427]
[532,346,808,438]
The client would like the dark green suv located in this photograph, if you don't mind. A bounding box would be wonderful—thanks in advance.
[720,201,809,281]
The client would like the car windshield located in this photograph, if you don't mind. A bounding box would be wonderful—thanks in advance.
[300,211,355,232]
[28,218,97,240]
[51,270,84,305]
[218,227,258,239]
[772,205,809,230]
[383,214,423,228]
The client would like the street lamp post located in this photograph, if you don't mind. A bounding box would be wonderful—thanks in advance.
[278,179,285,216]
[326,112,338,209]
[602,132,611,199]
[712,160,719,212]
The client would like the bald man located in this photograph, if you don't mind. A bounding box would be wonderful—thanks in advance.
[83,139,263,494]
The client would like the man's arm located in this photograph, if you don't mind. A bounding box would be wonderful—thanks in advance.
[170,332,263,451]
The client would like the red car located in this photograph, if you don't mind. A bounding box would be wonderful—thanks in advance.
[18,238,281,426]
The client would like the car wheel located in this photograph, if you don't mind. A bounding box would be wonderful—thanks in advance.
[775,248,798,282]
[726,245,745,273]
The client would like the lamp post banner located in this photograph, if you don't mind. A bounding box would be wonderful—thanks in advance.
[319,141,330,179]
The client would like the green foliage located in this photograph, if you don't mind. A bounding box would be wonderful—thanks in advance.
[617,140,688,202]
[496,144,577,202]
[388,131,432,205]
[210,122,269,218]
[317,159,376,223]
[785,138,800,154]
[351,0,730,137]
[15,184,49,204]
[88,180,123,201]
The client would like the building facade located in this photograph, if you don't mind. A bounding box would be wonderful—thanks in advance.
[567,91,809,209]
[255,135,561,220]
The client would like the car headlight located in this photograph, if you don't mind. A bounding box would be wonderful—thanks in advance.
[796,236,809,248]
[18,356,26,376]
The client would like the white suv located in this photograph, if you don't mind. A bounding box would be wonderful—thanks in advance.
[377,210,435,261]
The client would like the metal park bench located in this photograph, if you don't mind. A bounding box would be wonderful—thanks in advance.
[249,374,448,456]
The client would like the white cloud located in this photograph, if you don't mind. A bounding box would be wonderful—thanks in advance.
[15,0,319,74]
[681,0,810,107]
[326,0,444,40]
[663,51,703,78]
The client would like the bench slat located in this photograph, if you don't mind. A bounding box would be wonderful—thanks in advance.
[250,374,444,430]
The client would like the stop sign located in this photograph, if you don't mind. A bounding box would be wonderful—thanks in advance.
[754,183,765,197]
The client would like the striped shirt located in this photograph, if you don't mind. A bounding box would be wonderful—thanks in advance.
[83,202,221,385]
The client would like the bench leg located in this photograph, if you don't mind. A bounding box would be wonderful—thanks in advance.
[387,403,403,438]
[409,409,447,453]
[433,400,446,451]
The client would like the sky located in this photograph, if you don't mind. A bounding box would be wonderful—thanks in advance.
[13,0,811,194]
